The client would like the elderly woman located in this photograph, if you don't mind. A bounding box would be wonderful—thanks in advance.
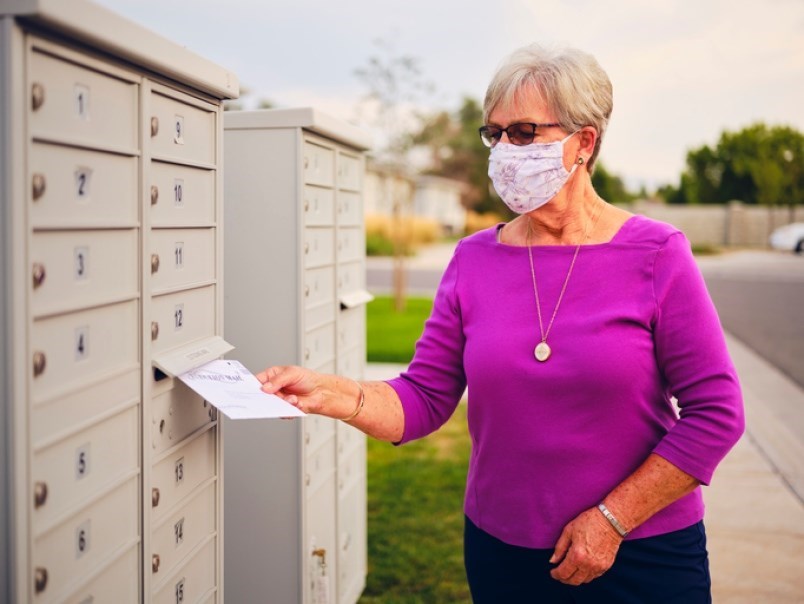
[258,44,744,602]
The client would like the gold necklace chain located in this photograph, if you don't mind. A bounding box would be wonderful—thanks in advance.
[526,200,606,362]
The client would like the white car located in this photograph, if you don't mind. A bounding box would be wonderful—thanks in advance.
[769,222,804,254]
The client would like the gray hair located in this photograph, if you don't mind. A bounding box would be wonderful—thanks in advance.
[483,44,613,171]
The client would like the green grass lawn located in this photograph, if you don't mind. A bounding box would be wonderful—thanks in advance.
[366,296,434,363]
[360,403,471,603]
[361,294,472,602]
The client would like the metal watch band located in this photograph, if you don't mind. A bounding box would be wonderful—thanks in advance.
[597,503,630,538]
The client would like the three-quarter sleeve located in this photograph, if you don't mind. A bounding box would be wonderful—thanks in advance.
[386,242,468,444]
[651,232,745,484]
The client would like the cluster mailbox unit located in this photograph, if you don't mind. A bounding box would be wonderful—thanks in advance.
[0,1,238,602]
[223,108,372,604]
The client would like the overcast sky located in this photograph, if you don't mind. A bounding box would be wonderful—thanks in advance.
[95,0,804,190]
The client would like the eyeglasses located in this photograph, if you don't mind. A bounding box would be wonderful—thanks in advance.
[478,122,562,148]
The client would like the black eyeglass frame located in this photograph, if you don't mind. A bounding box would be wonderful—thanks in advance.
[478,122,562,148]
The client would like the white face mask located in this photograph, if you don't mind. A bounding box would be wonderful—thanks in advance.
[488,132,578,214]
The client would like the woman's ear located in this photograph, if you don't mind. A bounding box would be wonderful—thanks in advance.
[577,126,598,161]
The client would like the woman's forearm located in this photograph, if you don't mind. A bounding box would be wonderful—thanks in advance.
[324,376,405,442]
[600,453,700,535]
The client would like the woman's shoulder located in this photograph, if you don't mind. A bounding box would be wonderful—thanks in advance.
[453,224,501,253]
[615,214,686,249]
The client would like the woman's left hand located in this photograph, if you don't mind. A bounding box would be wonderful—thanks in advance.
[549,507,623,585]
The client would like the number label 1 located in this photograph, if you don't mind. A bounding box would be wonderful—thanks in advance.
[74,246,89,280]
[173,115,185,145]
[174,457,184,485]
[75,519,91,558]
[174,517,185,547]
[75,443,90,479]
[74,84,90,120]
[175,578,185,604]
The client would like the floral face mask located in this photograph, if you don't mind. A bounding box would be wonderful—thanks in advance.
[488,132,578,214]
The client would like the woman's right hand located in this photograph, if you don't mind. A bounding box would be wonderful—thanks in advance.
[256,365,329,415]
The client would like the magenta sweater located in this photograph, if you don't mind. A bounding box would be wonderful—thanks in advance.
[387,215,744,548]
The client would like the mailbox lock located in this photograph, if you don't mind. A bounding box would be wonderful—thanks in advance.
[151,321,159,341]
[32,263,46,289]
[34,567,48,593]
[152,554,160,573]
[150,185,159,205]
[151,254,160,274]
[150,116,159,137]
[31,83,45,111]
[152,487,160,507]
[33,482,48,508]
[32,352,46,377]
[32,173,46,201]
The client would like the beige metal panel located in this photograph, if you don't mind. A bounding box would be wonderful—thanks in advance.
[304,435,336,495]
[152,536,217,604]
[303,140,335,187]
[151,429,216,523]
[336,421,364,461]
[336,470,367,604]
[30,367,139,449]
[30,300,139,404]
[303,185,335,226]
[336,227,364,264]
[149,228,216,294]
[150,285,216,355]
[31,405,138,535]
[336,346,364,383]
[30,229,138,317]
[306,302,336,333]
[150,162,216,227]
[304,265,335,310]
[302,322,335,369]
[151,384,216,456]
[29,143,138,228]
[149,91,216,166]
[303,227,335,268]
[31,476,138,603]
[337,307,365,355]
[336,444,362,497]
[224,108,370,150]
[336,260,366,299]
[29,49,138,151]
[303,415,337,457]
[304,475,338,604]
[63,545,138,604]
[336,191,362,227]
[336,153,362,192]
[150,481,216,582]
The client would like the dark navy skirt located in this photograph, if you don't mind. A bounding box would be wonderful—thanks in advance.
[464,515,711,603]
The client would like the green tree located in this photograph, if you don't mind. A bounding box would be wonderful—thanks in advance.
[413,97,500,214]
[591,163,635,204]
[659,123,804,206]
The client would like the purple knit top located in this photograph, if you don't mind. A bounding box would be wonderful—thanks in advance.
[387,215,745,549]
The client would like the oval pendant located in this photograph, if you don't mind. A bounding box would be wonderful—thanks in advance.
[534,341,551,362]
